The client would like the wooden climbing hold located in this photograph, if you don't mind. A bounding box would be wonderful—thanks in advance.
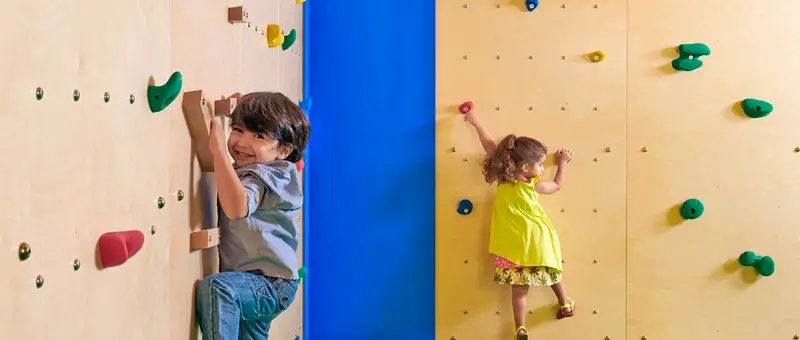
[214,97,238,117]
[525,0,539,11]
[181,90,214,172]
[589,50,605,62]
[98,230,145,268]
[458,101,473,114]
[190,228,220,250]
[148,71,183,113]
[227,6,248,24]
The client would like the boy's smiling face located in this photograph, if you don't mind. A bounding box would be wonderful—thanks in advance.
[227,124,293,166]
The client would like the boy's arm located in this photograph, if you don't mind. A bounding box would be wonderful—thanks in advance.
[209,118,248,219]
[214,154,248,219]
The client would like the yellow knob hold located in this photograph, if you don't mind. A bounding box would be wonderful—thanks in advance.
[266,24,284,48]
[589,50,605,62]
[295,0,306,3]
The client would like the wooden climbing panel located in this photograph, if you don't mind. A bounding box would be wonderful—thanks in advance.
[436,0,800,339]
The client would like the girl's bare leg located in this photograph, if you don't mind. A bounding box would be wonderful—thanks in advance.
[550,281,569,309]
[511,285,529,335]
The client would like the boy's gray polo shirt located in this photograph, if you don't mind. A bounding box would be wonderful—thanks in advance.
[217,160,302,280]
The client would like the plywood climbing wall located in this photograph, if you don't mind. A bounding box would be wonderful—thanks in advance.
[0,0,305,339]
[436,0,800,339]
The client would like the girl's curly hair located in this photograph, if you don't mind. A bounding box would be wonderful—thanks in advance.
[481,134,548,184]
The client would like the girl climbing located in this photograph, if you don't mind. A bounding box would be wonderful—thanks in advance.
[463,109,575,340]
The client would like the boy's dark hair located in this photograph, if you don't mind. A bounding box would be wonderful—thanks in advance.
[230,92,311,163]
[481,134,547,184]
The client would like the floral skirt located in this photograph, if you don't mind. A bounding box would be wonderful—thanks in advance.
[493,256,562,286]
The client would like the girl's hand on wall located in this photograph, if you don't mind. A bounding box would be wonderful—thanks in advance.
[463,110,479,126]
[555,149,572,165]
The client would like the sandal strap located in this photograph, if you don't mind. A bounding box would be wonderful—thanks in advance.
[516,326,527,332]
[560,299,575,309]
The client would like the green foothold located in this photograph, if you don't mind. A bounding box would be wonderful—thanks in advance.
[679,198,704,219]
[282,29,297,50]
[147,71,183,113]
[738,250,775,276]
[678,43,711,56]
[741,98,773,118]
[298,266,307,279]
[671,58,703,71]
[671,43,711,71]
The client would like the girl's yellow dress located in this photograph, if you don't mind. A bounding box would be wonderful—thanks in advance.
[489,175,563,286]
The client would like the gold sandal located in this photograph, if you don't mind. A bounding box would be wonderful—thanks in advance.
[556,299,575,319]
[514,326,528,340]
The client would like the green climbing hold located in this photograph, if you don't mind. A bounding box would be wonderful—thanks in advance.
[738,250,775,276]
[147,71,183,113]
[679,198,704,219]
[741,98,773,118]
[671,43,711,71]
[282,29,297,50]
[298,266,307,279]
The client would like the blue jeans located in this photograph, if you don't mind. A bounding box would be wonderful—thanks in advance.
[195,271,299,340]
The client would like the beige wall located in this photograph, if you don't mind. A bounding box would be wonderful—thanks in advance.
[0,0,304,339]
[436,0,800,339]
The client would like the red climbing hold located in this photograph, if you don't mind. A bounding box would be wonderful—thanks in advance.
[97,230,145,268]
[295,159,305,172]
[459,101,473,114]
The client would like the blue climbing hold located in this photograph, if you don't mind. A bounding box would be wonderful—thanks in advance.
[299,97,312,114]
[457,199,473,215]
[525,0,539,11]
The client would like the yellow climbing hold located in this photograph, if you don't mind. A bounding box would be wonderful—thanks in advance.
[266,24,284,48]
[295,0,306,3]
[589,50,605,62]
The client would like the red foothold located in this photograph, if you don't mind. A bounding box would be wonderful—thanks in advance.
[459,101,474,114]
[295,159,305,172]
[97,230,145,268]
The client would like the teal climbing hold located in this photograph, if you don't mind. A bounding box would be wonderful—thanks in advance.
[738,250,775,276]
[457,199,473,215]
[679,198,704,219]
[298,266,307,279]
[741,98,773,118]
[147,71,183,113]
[282,29,297,50]
[671,43,711,71]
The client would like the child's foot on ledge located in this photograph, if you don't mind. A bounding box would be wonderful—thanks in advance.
[556,299,575,319]
[515,326,528,340]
